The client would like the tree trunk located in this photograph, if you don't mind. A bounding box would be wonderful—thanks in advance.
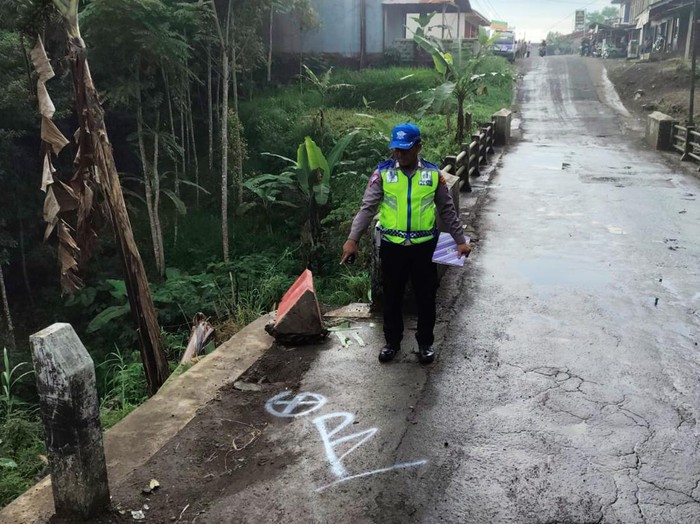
[17,211,34,307]
[152,111,165,276]
[208,42,214,175]
[69,40,169,394]
[232,19,239,115]
[230,25,243,209]
[267,5,274,82]
[309,196,321,247]
[220,8,231,263]
[0,264,15,352]
[136,87,163,277]
[456,96,465,144]
[186,79,199,209]
[165,67,181,245]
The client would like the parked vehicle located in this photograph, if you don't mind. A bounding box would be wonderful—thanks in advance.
[653,35,666,53]
[580,40,590,56]
[601,44,626,59]
[491,31,516,63]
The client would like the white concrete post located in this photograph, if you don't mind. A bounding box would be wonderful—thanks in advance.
[492,108,513,146]
[30,323,110,520]
[646,111,677,151]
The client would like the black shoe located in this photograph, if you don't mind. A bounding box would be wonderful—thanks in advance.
[379,344,400,363]
[418,345,435,364]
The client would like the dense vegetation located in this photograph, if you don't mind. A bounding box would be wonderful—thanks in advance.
[0,0,513,507]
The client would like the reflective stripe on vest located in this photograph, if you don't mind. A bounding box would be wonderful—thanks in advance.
[379,167,439,245]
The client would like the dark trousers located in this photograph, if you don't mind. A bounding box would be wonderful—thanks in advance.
[381,238,438,348]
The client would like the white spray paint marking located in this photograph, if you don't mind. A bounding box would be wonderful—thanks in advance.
[313,412,378,477]
[265,391,427,492]
[265,391,327,418]
[315,460,428,493]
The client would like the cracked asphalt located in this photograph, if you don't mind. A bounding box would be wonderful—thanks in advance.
[204,56,700,524]
[75,56,700,524]
[385,56,700,523]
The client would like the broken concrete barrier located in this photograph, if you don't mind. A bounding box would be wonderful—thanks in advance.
[29,323,110,520]
[646,111,677,151]
[266,269,327,344]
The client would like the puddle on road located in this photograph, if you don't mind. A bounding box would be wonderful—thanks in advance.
[516,256,612,290]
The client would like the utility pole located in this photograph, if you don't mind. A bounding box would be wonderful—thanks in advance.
[690,0,698,125]
[360,0,366,68]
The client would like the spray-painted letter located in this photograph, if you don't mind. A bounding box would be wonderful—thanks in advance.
[313,412,378,478]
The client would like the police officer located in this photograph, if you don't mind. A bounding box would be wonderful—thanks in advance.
[340,123,471,364]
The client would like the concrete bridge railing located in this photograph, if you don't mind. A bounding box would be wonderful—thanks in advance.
[648,111,700,171]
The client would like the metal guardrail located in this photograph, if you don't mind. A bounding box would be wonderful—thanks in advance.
[441,120,496,192]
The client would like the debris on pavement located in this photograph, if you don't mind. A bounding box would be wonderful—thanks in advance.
[180,313,215,364]
[141,478,160,494]
[233,381,264,392]
[324,303,372,319]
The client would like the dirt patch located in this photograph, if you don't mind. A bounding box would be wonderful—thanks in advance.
[605,57,699,121]
[48,342,323,524]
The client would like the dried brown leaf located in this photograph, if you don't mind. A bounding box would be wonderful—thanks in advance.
[36,81,55,119]
[41,116,69,155]
[60,270,83,294]
[58,221,80,252]
[53,179,79,213]
[43,186,60,240]
[30,38,55,83]
[41,153,55,193]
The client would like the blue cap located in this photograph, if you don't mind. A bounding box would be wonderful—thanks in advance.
[389,123,421,150]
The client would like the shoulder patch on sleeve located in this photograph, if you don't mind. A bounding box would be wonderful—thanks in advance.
[421,159,441,171]
[377,159,394,171]
[369,172,381,187]
[439,175,447,186]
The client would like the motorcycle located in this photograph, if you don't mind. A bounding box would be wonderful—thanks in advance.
[539,46,546,57]
[652,36,665,53]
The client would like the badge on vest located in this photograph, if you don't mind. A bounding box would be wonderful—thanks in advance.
[385,170,399,184]
[419,170,433,186]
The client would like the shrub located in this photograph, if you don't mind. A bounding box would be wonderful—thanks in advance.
[0,414,45,508]
[328,68,441,111]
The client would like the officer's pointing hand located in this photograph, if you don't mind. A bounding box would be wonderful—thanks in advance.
[340,239,359,264]
[457,243,473,259]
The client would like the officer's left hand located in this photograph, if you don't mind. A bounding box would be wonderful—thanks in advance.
[457,243,473,259]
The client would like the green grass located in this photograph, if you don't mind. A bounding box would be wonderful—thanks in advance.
[328,67,441,111]
[0,414,45,508]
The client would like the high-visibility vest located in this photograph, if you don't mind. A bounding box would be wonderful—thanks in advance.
[378,159,439,245]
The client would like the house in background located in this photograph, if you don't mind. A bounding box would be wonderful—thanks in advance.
[647,0,694,57]
[613,0,694,58]
[271,0,486,67]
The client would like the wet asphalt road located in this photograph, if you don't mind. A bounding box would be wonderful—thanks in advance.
[208,56,700,523]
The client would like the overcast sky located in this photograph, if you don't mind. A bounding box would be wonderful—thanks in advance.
[469,0,619,41]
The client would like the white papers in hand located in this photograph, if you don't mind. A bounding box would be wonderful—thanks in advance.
[432,232,470,267]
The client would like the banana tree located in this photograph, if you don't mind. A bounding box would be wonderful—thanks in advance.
[263,131,357,246]
[39,0,170,394]
[414,31,503,144]
[239,172,297,233]
[407,12,437,38]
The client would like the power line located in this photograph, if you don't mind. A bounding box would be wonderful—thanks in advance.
[543,0,605,33]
